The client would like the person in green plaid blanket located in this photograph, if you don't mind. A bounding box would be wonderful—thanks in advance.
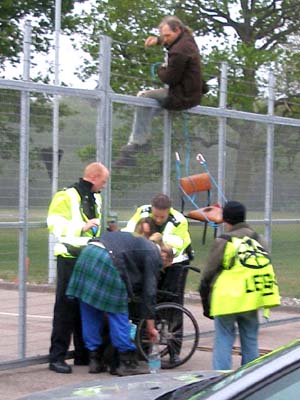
[67,230,173,376]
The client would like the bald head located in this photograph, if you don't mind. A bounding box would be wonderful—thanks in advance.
[83,162,109,192]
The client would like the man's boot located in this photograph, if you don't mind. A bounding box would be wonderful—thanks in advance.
[104,346,120,375]
[88,346,107,374]
[116,351,149,376]
[113,143,150,167]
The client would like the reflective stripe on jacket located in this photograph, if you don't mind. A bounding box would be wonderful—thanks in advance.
[47,187,102,257]
[123,205,191,263]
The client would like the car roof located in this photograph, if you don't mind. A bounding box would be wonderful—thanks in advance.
[19,370,224,400]
[20,340,300,400]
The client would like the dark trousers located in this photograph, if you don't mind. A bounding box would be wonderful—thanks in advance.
[158,262,189,357]
[129,263,189,359]
[158,261,189,305]
[49,256,88,363]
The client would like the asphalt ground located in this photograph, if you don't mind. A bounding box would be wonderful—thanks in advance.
[0,286,300,400]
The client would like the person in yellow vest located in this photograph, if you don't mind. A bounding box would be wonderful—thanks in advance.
[123,194,192,305]
[123,193,193,363]
[199,201,280,370]
[47,162,109,373]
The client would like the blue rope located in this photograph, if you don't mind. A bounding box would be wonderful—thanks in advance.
[150,62,162,81]
[197,155,227,203]
[150,63,191,178]
[182,112,191,176]
[176,153,218,227]
[151,62,191,177]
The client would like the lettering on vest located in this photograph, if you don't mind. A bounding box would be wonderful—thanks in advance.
[210,234,280,316]
[245,273,274,295]
[221,234,276,298]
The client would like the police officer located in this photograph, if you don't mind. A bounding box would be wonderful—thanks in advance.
[124,193,193,363]
[199,201,280,370]
[47,162,109,373]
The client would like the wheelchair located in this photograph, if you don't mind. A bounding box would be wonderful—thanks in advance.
[133,266,201,369]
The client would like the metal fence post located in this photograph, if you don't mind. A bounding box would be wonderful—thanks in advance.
[48,0,62,284]
[218,62,228,202]
[162,111,172,195]
[18,19,31,358]
[265,70,275,249]
[96,35,112,230]
[217,62,228,234]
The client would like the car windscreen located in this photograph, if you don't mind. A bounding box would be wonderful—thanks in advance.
[155,375,227,400]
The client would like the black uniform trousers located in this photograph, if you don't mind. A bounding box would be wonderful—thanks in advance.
[158,260,189,304]
[158,261,189,357]
[49,256,88,363]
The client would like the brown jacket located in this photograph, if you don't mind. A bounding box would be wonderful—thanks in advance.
[157,31,205,111]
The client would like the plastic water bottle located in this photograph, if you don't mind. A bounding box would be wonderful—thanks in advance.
[148,340,161,373]
[91,226,98,236]
[129,320,137,340]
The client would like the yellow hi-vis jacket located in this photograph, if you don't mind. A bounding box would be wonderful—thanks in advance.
[123,205,191,263]
[47,187,102,258]
[210,235,280,317]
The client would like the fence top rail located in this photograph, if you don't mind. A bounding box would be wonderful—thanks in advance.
[0,221,46,228]
[1,219,300,229]
[190,106,300,127]
[1,78,300,128]
[110,92,300,127]
[0,79,100,99]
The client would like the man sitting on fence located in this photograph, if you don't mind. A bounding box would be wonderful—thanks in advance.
[114,15,207,167]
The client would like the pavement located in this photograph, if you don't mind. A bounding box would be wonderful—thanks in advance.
[1,292,300,399]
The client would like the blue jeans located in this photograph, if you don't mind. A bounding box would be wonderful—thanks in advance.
[129,88,168,145]
[213,310,259,370]
[80,301,136,353]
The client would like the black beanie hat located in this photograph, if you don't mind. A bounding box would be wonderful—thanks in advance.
[223,201,246,225]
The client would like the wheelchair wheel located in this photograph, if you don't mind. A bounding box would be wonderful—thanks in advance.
[136,302,199,369]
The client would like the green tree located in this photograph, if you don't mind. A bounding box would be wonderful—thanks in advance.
[0,1,85,170]
[0,0,86,71]
[76,1,300,96]
[75,0,300,200]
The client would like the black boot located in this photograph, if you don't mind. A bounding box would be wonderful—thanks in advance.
[88,347,107,374]
[116,351,149,376]
[104,346,119,375]
[113,143,150,167]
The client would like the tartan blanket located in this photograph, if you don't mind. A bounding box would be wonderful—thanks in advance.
[66,243,128,313]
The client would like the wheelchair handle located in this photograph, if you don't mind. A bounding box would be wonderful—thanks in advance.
[185,265,201,274]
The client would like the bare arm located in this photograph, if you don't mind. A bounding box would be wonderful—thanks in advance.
[146,320,159,343]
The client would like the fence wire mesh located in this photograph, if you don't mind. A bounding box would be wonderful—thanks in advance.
[0,34,300,367]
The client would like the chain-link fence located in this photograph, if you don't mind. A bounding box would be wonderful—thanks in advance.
[0,30,300,368]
